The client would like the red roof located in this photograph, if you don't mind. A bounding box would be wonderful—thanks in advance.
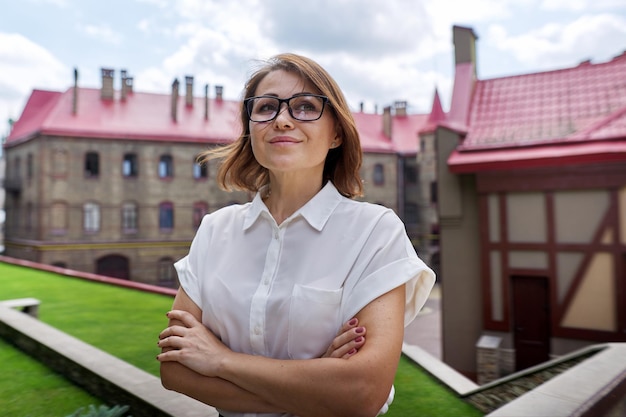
[352,111,427,155]
[445,51,626,173]
[7,87,241,146]
[6,86,428,156]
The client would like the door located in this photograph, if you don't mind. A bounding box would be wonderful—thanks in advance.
[512,275,550,371]
[96,255,130,280]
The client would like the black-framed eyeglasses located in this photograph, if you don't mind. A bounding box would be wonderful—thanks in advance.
[244,94,330,122]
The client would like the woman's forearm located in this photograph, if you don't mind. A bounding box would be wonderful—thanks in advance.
[160,361,283,413]
[213,287,407,417]
[217,351,398,417]
[159,285,405,417]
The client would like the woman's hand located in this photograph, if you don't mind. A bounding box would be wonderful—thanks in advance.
[157,309,229,377]
[322,318,366,359]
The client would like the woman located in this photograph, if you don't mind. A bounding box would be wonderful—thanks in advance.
[157,53,435,417]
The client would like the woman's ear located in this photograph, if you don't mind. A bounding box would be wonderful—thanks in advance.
[330,135,343,149]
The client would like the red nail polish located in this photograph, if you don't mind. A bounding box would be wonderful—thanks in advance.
[355,327,365,334]
[348,348,357,355]
[348,318,358,326]
[355,336,363,343]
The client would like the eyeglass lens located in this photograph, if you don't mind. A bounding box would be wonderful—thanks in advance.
[247,95,326,122]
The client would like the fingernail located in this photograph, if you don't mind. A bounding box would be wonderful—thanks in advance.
[355,327,365,334]
[348,318,358,326]
[348,348,357,355]
[355,336,364,343]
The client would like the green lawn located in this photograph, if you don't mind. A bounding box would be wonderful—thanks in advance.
[0,261,482,417]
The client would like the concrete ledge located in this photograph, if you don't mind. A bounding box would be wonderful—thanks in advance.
[486,343,626,417]
[402,342,479,395]
[0,304,217,417]
[0,297,40,317]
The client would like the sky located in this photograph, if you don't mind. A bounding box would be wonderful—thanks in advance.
[1,0,626,140]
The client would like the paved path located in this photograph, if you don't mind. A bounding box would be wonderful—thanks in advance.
[404,284,441,359]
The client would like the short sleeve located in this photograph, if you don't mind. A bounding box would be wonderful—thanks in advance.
[174,255,202,308]
[173,215,211,309]
[341,210,436,325]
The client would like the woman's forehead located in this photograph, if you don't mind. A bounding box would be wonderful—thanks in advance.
[254,70,319,96]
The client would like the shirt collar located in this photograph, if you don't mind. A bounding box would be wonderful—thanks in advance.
[243,182,343,231]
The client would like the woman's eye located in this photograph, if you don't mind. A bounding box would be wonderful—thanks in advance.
[257,102,278,113]
[293,100,316,112]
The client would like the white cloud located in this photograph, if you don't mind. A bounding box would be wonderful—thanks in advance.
[78,24,124,45]
[0,32,68,120]
[541,0,626,12]
[487,13,626,69]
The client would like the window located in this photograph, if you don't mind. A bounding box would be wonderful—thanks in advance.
[27,153,34,181]
[122,201,138,232]
[373,163,384,186]
[430,181,438,204]
[123,153,138,177]
[404,203,419,224]
[159,202,174,230]
[192,201,208,228]
[13,156,21,181]
[85,152,99,177]
[158,257,178,288]
[405,165,417,184]
[193,160,208,179]
[159,154,173,178]
[83,202,100,232]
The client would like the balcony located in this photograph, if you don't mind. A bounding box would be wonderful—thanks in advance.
[3,177,22,194]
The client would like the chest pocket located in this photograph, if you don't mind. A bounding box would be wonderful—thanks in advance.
[288,284,343,359]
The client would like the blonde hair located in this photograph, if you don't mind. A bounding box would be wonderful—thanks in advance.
[199,53,363,198]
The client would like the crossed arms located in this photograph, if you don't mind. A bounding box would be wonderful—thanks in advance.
[158,284,406,417]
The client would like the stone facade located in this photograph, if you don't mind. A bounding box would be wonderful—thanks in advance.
[4,133,410,285]
[3,135,249,284]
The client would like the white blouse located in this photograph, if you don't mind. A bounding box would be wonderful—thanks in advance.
[175,182,435,417]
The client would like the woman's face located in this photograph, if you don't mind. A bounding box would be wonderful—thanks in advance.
[249,70,340,181]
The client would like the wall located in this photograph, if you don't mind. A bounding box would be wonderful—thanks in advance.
[436,127,483,376]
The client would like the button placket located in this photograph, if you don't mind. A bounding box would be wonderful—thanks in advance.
[249,224,283,355]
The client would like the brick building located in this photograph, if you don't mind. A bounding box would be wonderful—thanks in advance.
[3,68,432,285]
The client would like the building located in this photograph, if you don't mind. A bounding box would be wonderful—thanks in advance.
[3,68,431,284]
[429,25,626,380]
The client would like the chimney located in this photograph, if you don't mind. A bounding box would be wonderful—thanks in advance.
[382,106,392,138]
[126,77,134,94]
[204,83,209,120]
[72,68,78,115]
[101,68,115,100]
[394,101,407,117]
[171,78,179,122]
[215,85,223,101]
[453,25,478,74]
[120,70,128,101]
[185,76,194,107]
[359,102,364,112]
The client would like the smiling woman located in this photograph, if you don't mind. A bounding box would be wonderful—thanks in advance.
[157,53,435,417]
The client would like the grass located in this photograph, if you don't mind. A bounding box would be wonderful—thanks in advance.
[0,261,482,417]
[0,338,100,416]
